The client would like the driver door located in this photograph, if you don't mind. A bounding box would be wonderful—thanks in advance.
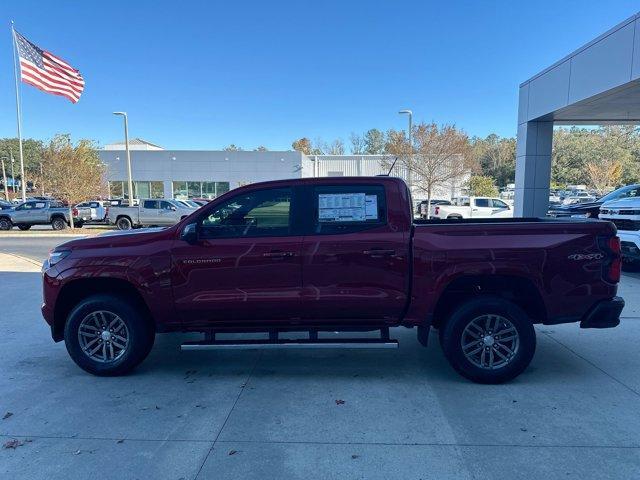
[171,186,303,326]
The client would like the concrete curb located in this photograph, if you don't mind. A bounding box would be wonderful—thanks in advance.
[0,232,100,238]
[0,252,42,272]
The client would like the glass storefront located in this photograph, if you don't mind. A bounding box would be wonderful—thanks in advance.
[172,181,230,199]
[109,180,230,200]
[108,181,164,199]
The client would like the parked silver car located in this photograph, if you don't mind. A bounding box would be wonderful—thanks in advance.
[108,199,197,230]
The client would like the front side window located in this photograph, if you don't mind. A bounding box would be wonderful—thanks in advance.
[200,188,292,239]
[491,199,508,208]
[160,200,175,210]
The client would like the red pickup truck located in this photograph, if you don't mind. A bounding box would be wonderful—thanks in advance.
[41,177,624,383]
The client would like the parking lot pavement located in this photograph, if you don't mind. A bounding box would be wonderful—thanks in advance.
[1,253,639,479]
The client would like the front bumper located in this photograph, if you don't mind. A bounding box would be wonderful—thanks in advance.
[580,296,625,329]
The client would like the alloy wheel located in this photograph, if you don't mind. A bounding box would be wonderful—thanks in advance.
[461,314,519,370]
[77,311,130,363]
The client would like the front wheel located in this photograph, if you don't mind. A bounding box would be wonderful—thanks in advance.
[439,296,536,384]
[0,218,12,230]
[64,294,155,376]
[51,217,67,230]
[116,217,132,230]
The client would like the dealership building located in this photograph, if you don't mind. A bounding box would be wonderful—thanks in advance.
[99,139,467,202]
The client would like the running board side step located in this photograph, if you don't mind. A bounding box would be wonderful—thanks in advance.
[181,338,398,351]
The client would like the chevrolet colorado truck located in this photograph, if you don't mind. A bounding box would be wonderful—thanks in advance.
[108,198,196,230]
[0,200,80,230]
[41,177,624,383]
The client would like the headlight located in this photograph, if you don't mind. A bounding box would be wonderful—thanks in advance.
[48,250,71,266]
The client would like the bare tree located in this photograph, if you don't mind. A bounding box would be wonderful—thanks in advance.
[326,138,345,155]
[349,132,365,154]
[38,134,107,230]
[393,122,473,211]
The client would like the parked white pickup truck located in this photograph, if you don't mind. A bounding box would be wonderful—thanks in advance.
[599,197,640,270]
[108,199,197,230]
[429,197,513,219]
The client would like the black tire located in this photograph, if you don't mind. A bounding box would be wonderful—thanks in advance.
[447,215,463,219]
[621,260,640,272]
[417,325,430,347]
[439,296,536,384]
[51,217,67,230]
[0,217,12,230]
[116,216,132,230]
[73,221,84,228]
[17,224,31,231]
[64,294,155,376]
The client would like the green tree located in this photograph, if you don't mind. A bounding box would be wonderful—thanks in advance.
[0,138,45,194]
[364,129,385,154]
[223,144,242,151]
[468,175,498,197]
[471,134,516,188]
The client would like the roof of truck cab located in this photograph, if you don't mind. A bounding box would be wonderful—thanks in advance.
[232,176,408,189]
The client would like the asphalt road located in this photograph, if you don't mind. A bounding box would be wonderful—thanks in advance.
[1,247,640,479]
[0,236,82,263]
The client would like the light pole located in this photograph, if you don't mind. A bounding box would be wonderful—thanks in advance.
[10,157,16,194]
[398,109,413,188]
[1,157,8,201]
[113,112,134,205]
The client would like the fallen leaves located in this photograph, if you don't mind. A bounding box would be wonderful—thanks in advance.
[3,438,31,449]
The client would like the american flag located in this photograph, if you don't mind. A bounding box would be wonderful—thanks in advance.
[14,30,84,103]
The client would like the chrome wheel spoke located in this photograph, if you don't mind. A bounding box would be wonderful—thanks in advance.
[78,311,129,363]
[461,314,519,370]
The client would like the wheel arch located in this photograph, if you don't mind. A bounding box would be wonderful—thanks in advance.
[431,274,546,329]
[52,277,154,342]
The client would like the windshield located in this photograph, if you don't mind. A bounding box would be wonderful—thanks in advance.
[599,184,640,203]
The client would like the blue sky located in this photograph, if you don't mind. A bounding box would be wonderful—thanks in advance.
[1,1,639,150]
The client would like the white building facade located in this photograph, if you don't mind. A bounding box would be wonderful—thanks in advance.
[99,142,468,202]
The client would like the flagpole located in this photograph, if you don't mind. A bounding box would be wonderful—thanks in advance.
[11,21,27,202]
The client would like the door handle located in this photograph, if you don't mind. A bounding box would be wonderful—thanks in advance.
[363,249,396,258]
[263,251,294,258]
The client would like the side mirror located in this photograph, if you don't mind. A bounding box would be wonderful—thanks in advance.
[180,222,198,244]
[170,205,177,211]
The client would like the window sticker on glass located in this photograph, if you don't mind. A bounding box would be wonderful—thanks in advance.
[319,193,367,222]
[365,195,378,220]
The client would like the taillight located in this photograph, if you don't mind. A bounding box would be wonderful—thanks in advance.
[435,206,440,215]
[72,208,78,216]
[598,236,621,283]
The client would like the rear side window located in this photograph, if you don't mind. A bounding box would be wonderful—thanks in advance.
[312,185,386,234]
[474,198,489,208]
[143,200,158,209]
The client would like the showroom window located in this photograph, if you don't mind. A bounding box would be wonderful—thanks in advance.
[173,181,231,199]
[109,181,164,199]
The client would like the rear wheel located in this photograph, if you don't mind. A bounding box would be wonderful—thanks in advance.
[439,296,536,384]
[0,218,12,230]
[64,294,155,376]
[17,224,31,231]
[116,216,132,230]
[51,217,67,230]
